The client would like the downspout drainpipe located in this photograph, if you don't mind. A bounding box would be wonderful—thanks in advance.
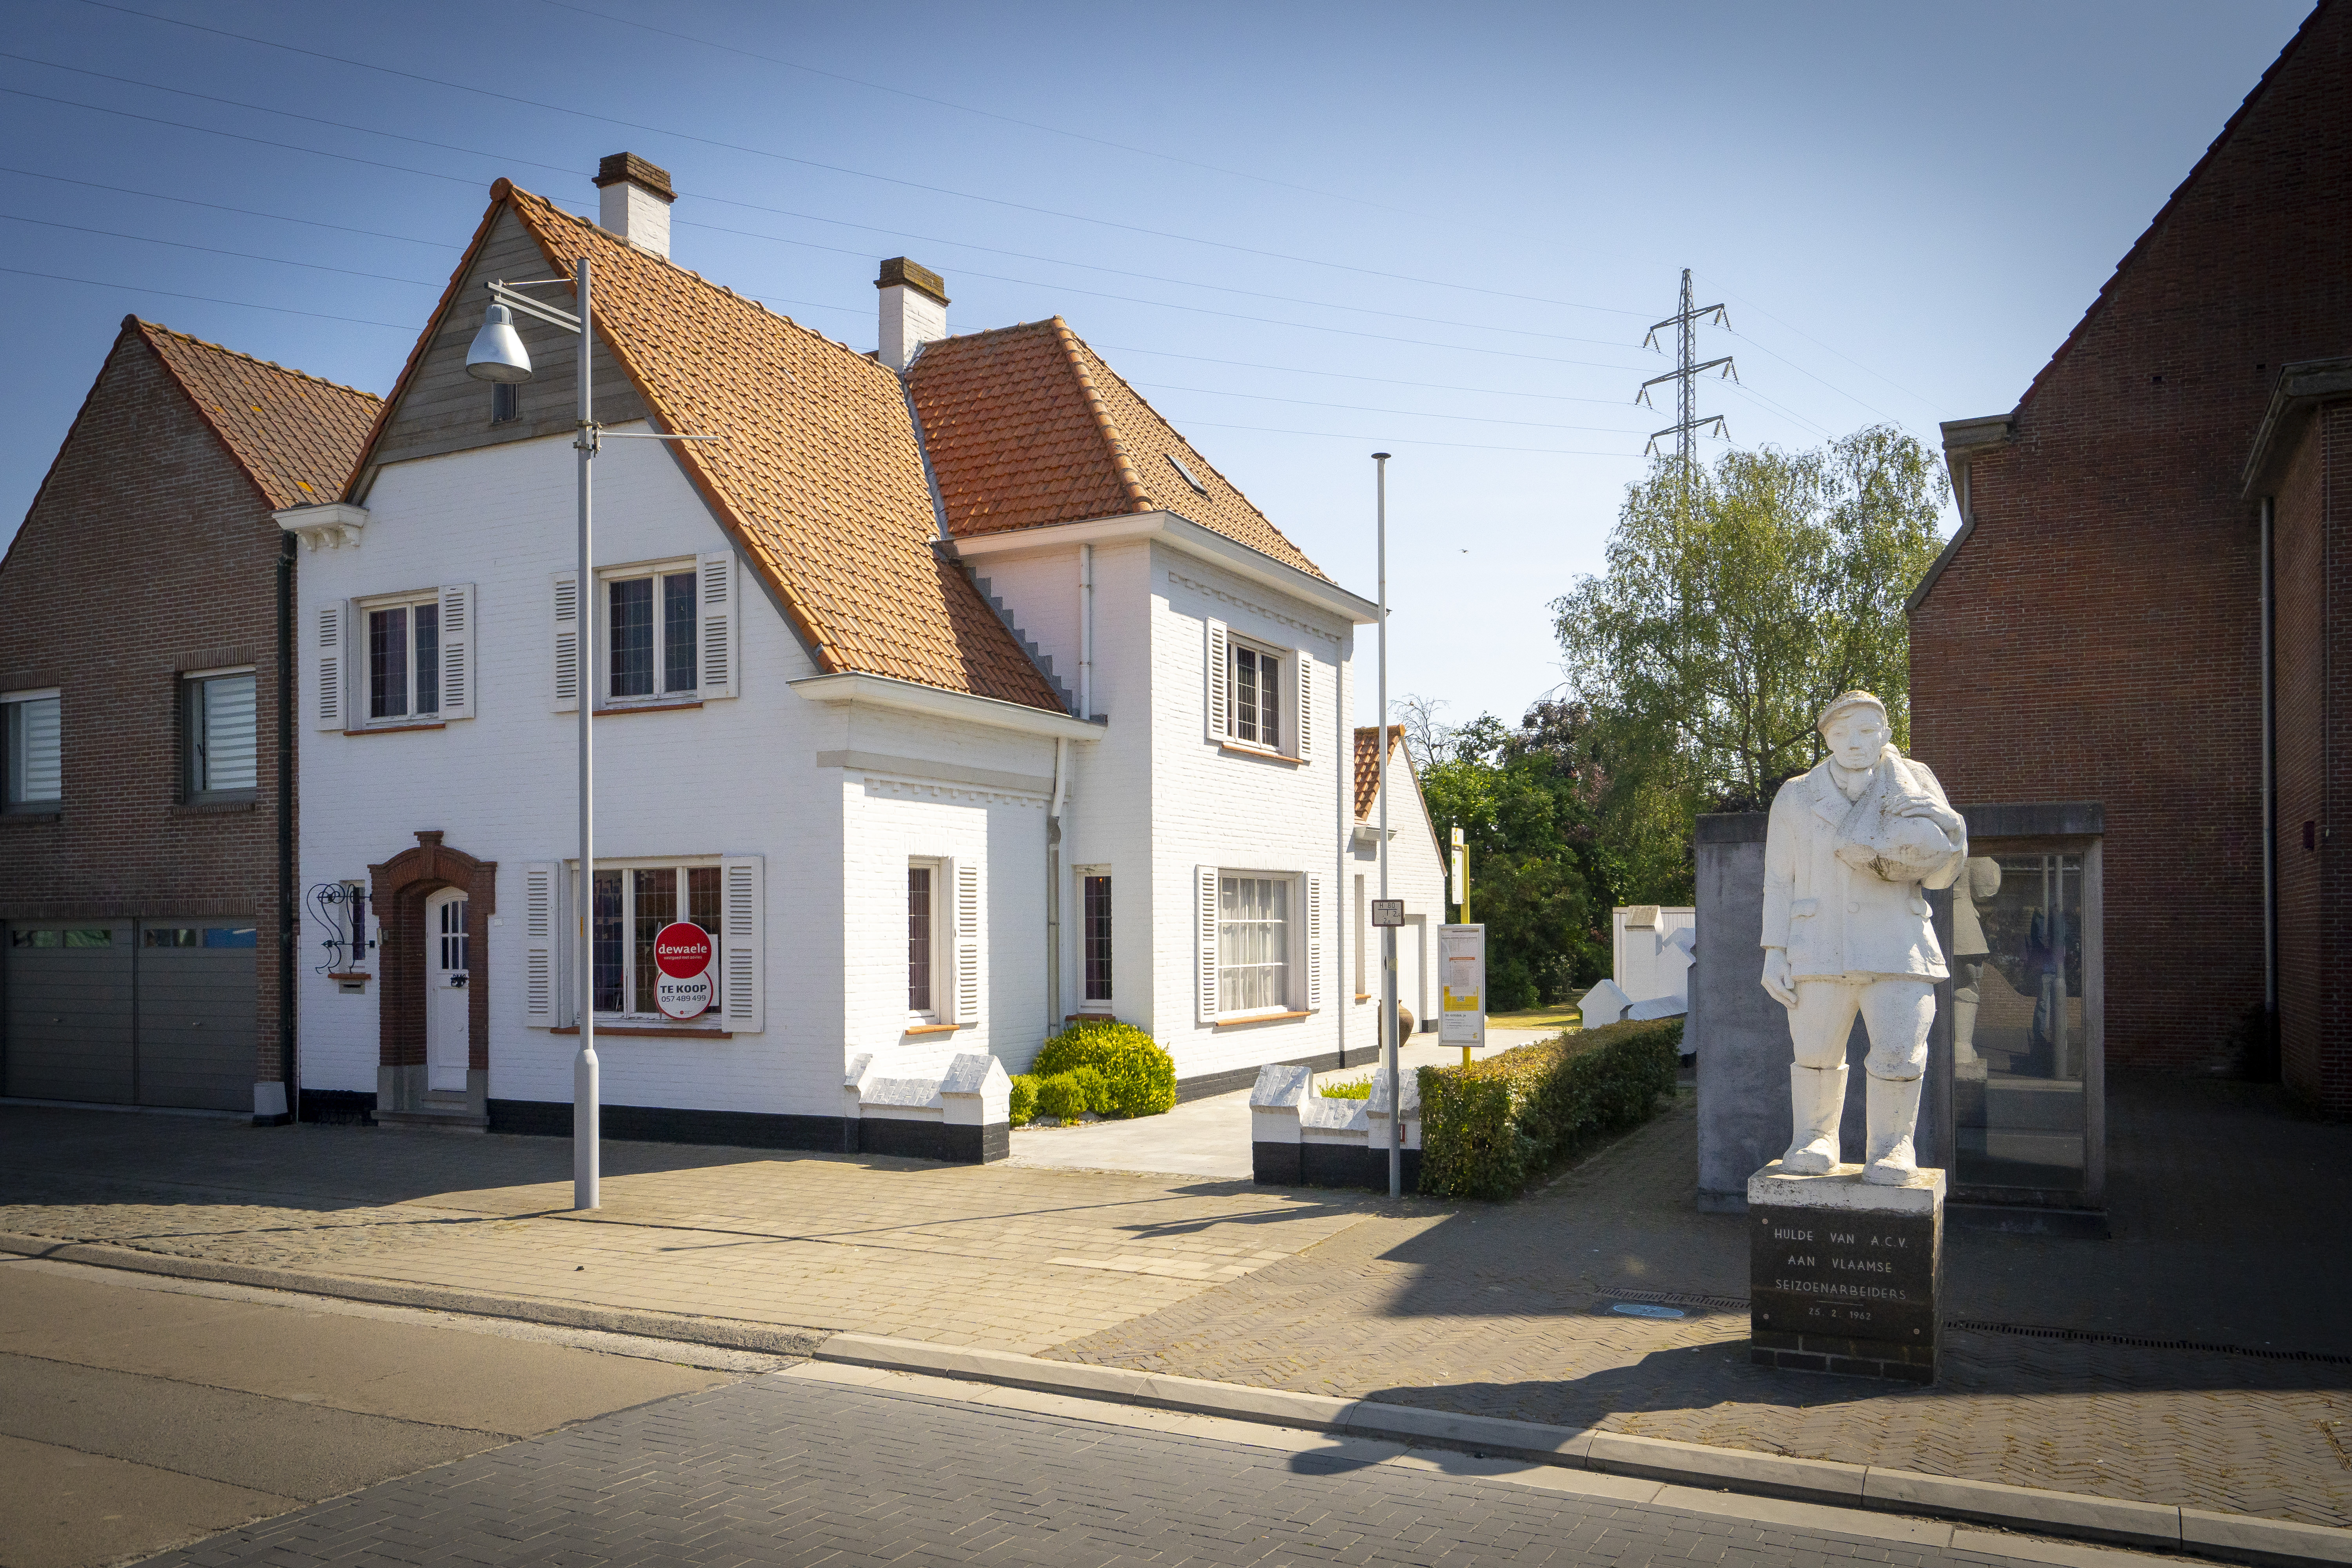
[2261,495,2278,1078]
[1078,544,1094,721]
[1046,736,1067,1044]
[275,531,298,1125]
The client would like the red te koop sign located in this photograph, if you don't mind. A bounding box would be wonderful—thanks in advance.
[652,922,714,1019]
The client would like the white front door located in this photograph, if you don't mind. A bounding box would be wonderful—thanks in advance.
[426,889,469,1092]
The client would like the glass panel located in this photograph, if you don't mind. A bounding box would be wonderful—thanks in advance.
[491,381,519,423]
[1083,874,1113,1002]
[205,926,259,949]
[1954,852,2088,1193]
[143,928,198,948]
[907,867,933,1014]
[632,868,675,1014]
[438,900,468,971]
[609,578,653,698]
[687,865,721,1009]
[198,675,258,791]
[662,572,698,693]
[1259,653,1279,751]
[1232,648,1259,744]
[414,603,440,715]
[369,607,409,718]
[1220,875,1289,1012]
[592,869,626,1013]
[7,696,62,804]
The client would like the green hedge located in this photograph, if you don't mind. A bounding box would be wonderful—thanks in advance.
[1031,1018,1176,1119]
[1033,1074,1089,1123]
[1416,1018,1681,1200]
[1008,1074,1040,1128]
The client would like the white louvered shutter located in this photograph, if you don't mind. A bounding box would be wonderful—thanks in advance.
[1306,872,1324,1011]
[1289,649,1314,762]
[438,583,475,720]
[719,855,763,1031]
[316,602,346,731]
[522,861,560,1026]
[552,572,580,712]
[1196,865,1221,1022]
[949,860,982,1026]
[697,551,738,698]
[1204,619,1229,742]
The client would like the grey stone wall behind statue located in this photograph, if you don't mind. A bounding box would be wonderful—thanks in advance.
[1692,813,1953,1207]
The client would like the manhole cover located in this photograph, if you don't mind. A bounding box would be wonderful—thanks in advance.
[1609,1302,1686,1319]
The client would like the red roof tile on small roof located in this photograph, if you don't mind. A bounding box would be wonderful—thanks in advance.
[134,319,379,510]
[907,318,1328,579]
[1354,724,1406,820]
[356,182,1066,714]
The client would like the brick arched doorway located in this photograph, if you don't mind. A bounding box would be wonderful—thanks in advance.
[369,831,496,1128]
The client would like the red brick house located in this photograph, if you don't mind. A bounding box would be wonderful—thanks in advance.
[0,317,378,1121]
[1908,0,2350,1115]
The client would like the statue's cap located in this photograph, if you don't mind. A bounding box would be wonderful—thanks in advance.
[1817,690,1888,734]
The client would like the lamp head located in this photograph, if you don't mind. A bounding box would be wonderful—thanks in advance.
[464,303,533,383]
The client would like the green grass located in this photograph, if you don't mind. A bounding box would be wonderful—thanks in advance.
[1487,1003,1583,1032]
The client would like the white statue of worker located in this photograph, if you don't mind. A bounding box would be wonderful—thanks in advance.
[1761,691,1967,1184]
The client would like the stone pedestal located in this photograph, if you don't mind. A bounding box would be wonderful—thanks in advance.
[1748,1160,1944,1383]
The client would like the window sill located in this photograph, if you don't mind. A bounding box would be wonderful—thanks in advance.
[344,721,447,737]
[596,699,703,716]
[551,1024,734,1039]
[172,798,258,816]
[1354,993,1374,1002]
[325,971,372,983]
[903,1022,965,1036]
[1219,741,1305,766]
[1215,1009,1312,1027]
[1065,1011,1117,1022]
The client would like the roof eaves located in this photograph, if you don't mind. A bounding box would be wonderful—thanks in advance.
[2241,357,2352,498]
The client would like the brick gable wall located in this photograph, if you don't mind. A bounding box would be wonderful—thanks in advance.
[0,327,291,1092]
[1909,0,2352,1094]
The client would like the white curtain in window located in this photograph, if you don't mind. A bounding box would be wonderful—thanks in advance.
[1219,875,1289,1011]
[200,675,258,791]
[7,697,62,804]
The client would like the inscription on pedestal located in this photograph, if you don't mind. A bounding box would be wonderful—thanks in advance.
[1746,1162,1944,1383]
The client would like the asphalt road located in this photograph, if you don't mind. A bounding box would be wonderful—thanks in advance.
[0,1257,761,1568]
[0,1276,2175,1568]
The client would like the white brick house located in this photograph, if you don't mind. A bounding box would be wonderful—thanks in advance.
[280,156,1445,1157]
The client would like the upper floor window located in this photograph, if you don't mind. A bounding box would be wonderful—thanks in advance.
[184,668,258,799]
[491,381,519,424]
[1229,644,1280,750]
[367,594,440,720]
[1202,619,1312,762]
[2,689,61,810]
[605,563,697,702]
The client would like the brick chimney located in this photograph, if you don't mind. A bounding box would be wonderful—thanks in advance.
[594,152,675,260]
[876,257,948,371]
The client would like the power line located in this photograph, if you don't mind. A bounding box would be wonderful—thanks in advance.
[0,263,416,328]
[0,212,440,286]
[0,165,457,248]
[1131,381,1653,436]
[1176,418,1648,459]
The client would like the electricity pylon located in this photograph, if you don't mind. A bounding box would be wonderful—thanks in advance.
[1637,269,1737,476]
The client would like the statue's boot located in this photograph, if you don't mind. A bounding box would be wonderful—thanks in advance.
[1864,1071,1924,1185]
[1953,995,1984,1073]
[1780,1063,1846,1174]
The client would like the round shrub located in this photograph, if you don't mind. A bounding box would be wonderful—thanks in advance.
[1008,1074,1040,1128]
[1030,1018,1176,1119]
[1068,1064,1109,1116]
[1033,1073,1089,1124]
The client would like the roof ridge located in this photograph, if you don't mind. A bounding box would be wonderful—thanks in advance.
[1052,317,1151,513]
[131,318,381,404]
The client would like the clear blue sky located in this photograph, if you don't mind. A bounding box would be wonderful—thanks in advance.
[0,0,2311,729]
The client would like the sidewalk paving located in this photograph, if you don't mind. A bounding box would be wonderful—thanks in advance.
[2,1073,2346,1532]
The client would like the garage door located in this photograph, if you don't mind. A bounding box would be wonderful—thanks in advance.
[4,921,134,1103]
[4,919,256,1111]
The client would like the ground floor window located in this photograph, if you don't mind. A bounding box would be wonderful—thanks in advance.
[908,862,937,1018]
[591,862,720,1016]
[1082,871,1112,1004]
[1220,875,1289,1012]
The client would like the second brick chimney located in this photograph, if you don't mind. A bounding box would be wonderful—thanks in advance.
[594,152,675,260]
[876,257,948,371]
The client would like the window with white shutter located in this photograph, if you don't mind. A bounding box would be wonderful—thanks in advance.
[1287,649,1314,762]
[1195,864,1220,1022]
[1203,619,1228,742]
[552,571,580,712]
[948,860,982,1026]
[698,550,738,698]
[1305,871,1324,1010]
[437,583,475,720]
[521,860,565,1026]
[719,855,763,1031]
[316,603,346,730]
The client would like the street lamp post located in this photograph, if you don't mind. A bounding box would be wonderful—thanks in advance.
[1373,452,1397,1201]
[465,258,715,1212]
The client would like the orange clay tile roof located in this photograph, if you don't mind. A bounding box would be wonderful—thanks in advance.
[365,183,1067,713]
[906,318,1329,580]
[134,319,380,511]
[1354,724,1406,820]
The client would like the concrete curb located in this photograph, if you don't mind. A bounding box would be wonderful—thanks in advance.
[814,1332,2352,1568]
[0,1231,830,1358]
